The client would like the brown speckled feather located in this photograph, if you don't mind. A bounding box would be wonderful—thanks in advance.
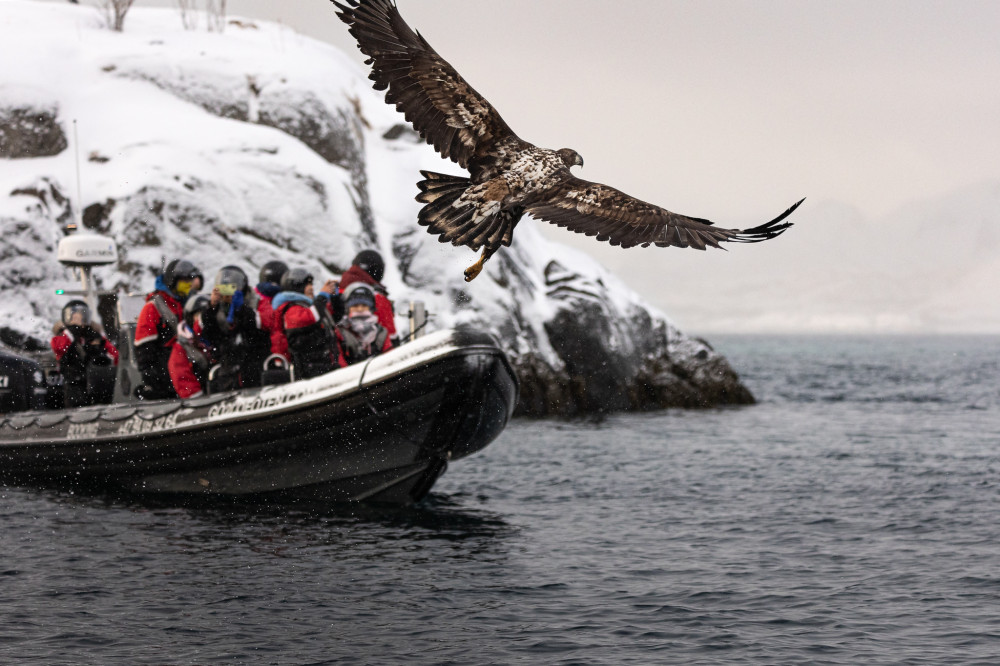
[332,0,517,170]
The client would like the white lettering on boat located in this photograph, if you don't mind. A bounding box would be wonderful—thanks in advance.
[207,385,321,418]
[67,422,100,439]
[116,411,182,436]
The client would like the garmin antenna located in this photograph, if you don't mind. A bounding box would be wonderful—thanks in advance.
[57,119,118,319]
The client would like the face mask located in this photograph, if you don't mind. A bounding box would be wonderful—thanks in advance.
[347,312,379,347]
[175,280,193,297]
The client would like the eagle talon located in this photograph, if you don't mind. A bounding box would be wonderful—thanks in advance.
[464,255,486,282]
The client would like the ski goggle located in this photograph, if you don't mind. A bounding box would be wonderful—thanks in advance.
[175,280,194,297]
[62,304,91,326]
[215,267,248,293]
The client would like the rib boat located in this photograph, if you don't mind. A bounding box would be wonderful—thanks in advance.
[0,328,518,504]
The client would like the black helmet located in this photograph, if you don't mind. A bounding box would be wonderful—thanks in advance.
[183,294,211,326]
[164,259,202,289]
[280,268,314,294]
[61,300,91,327]
[215,265,249,296]
[352,249,385,283]
[259,260,289,286]
[343,283,376,311]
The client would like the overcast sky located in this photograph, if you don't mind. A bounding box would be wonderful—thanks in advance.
[43,0,1000,332]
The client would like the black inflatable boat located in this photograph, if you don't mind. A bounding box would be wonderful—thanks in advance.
[0,329,517,504]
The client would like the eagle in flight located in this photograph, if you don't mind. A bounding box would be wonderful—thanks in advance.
[332,0,804,282]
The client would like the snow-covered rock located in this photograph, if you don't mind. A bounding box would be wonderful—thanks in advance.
[0,0,752,415]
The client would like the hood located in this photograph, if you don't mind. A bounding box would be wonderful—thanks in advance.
[272,291,314,310]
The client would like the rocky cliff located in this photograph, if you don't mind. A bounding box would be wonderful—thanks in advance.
[0,0,753,416]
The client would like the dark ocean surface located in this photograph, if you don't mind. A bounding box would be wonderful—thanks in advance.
[2,335,999,664]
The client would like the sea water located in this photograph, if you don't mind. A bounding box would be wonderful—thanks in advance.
[1,336,998,664]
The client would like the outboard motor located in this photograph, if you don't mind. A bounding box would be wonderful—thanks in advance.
[0,350,48,414]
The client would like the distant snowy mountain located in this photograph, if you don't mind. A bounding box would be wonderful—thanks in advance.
[0,0,755,415]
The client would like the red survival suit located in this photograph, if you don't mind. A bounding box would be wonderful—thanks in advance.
[51,325,119,407]
[277,294,339,379]
[134,290,184,399]
[255,286,290,361]
[167,322,216,399]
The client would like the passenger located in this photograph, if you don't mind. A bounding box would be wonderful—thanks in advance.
[134,259,202,400]
[255,260,290,361]
[273,268,340,380]
[339,250,397,339]
[199,266,271,391]
[50,300,119,408]
[336,283,394,367]
[168,295,215,399]
[191,273,204,296]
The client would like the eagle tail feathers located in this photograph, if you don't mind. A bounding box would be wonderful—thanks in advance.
[416,171,522,253]
[416,171,482,249]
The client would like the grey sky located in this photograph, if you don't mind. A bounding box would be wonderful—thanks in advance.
[43,0,1000,332]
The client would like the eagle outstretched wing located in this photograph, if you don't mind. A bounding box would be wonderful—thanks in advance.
[527,177,804,250]
[332,0,517,170]
[334,0,805,280]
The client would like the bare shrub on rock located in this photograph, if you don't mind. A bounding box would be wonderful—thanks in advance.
[176,0,198,30]
[206,0,227,33]
[101,0,135,32]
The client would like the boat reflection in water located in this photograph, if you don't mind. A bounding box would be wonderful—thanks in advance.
[0,329,518,505]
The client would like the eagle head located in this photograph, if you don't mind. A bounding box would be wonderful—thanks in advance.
[557,148,584,169]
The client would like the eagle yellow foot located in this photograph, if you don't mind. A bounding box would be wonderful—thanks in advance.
[464,255,486,282]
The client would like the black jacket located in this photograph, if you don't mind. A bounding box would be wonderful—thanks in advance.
[200,301,271,388]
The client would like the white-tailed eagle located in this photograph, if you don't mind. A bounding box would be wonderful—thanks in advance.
[332,0,804,282]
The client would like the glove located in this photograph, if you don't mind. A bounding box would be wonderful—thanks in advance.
[227,290,244,326]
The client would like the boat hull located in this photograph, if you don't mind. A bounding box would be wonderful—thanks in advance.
[0,329,517,504]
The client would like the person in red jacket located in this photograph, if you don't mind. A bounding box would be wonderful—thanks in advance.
[338,250,396,339]
[134,259,202,400]
[254,260,290,360]
[168,295,215,399]
[51,300,118,408]
[336,283,393,367]
[273,268,340,380]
